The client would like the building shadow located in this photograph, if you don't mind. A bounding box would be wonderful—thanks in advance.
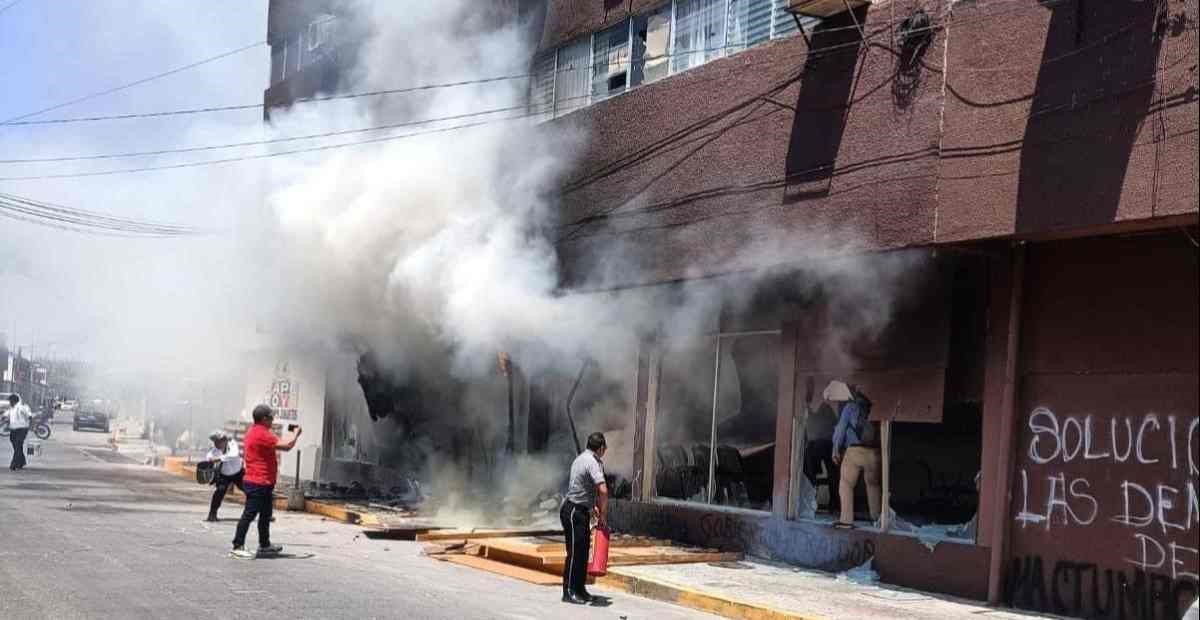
[783,6,870,202]
[1014,1,1166,234]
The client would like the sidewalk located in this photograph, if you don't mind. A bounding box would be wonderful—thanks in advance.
[598,560,1053,620]
[153,456,1059,620]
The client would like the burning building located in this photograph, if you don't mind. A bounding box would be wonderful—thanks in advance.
[260,0,1198,617]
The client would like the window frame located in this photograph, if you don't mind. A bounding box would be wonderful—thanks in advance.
[651,328,782,512]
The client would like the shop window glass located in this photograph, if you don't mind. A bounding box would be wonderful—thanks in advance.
[653,334,778,512]
[711,334,778,510]
[654,340,717,503]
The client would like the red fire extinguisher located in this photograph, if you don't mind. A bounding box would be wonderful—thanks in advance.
[588,524,611,576]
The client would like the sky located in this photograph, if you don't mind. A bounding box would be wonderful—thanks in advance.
[0,0,269,364]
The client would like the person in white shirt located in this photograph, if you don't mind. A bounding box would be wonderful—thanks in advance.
[205,431,245,522]
[7,394,32,471]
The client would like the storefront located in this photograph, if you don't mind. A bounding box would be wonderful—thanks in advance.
[609,232,1199,614]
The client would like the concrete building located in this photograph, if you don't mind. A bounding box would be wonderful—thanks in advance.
[264,1,1198,617]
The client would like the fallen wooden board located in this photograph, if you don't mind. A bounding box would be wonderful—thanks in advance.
[444,555,562,586]
[480,537,742,575]
[414,528,562,542]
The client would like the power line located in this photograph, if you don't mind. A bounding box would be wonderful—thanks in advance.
[0,192,202,233]
[0,102,543,163]
[0,191,209,237]
[0,0,23,17]
[0,40,265,125]
[0,113,539,181]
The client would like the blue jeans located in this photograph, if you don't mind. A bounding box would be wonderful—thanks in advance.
[232,482,274,548]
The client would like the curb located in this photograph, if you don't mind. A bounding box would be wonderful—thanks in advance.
[597,571,824,620]
[158,458,366,522]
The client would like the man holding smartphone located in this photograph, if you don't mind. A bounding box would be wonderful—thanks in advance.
[230,404,301,559]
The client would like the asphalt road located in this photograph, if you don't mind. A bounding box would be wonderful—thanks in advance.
[1,426,714,620]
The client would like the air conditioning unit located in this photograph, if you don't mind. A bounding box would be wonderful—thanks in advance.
[786,0,871,18]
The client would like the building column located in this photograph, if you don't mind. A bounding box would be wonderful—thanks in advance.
[981,243,1027,605]
[772,323,800,519]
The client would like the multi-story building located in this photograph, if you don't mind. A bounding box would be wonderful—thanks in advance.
[265,1,1198,617]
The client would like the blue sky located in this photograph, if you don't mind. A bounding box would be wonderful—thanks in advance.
[0,0,270,359]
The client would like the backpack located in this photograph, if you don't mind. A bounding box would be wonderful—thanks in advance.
[848,385,880,448]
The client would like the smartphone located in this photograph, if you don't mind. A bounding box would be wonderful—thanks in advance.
[287,424,298,432]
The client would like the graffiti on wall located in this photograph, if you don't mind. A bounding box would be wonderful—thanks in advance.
[1006,555,1197,620]
[1010,407,1199,617]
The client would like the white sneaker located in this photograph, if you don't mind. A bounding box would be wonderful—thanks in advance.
[258,544,283,555]
[229,547,255,560]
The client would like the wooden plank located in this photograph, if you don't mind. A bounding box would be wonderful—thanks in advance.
[545,551,743,573]
[445,555,561,586]
[414,528,562,542]
[523,535,671,553]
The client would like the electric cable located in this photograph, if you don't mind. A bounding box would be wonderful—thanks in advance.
[0,40,265,125]
[0,0,23,17]
[0,102,538,163]
[0,197,207,237]
[0,196,206,236]
[0,192,203,233]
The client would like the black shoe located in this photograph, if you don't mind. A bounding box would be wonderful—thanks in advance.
[577,591,594,602]
[204,516,219,522]
[561,593,587,605]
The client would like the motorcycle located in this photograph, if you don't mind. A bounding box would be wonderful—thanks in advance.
[0,411,52,440]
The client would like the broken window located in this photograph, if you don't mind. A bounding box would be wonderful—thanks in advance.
[554,37,591,116]
[672,0,727,74]
[592,21,631,101]
[632,5,671,86]
[653,333,779,512]
[727,0,773,54]
[786,255,985,543]
[886,257,987,541]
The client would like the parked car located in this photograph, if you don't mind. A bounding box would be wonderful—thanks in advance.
[73,408,111,433]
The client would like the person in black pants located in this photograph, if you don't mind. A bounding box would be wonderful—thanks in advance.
[205,431,245,522]
[229,405,301,559]
[7,394,33,471]
[8,427,28,470]
[560,432,609,604]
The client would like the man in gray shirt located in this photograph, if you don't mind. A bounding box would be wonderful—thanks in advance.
[560,432,608,605]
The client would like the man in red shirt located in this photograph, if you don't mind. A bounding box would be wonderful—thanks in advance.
[230,404,301,559]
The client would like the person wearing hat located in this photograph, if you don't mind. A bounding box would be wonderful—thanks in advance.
[205,430,245,522]
[827,380,881,529]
